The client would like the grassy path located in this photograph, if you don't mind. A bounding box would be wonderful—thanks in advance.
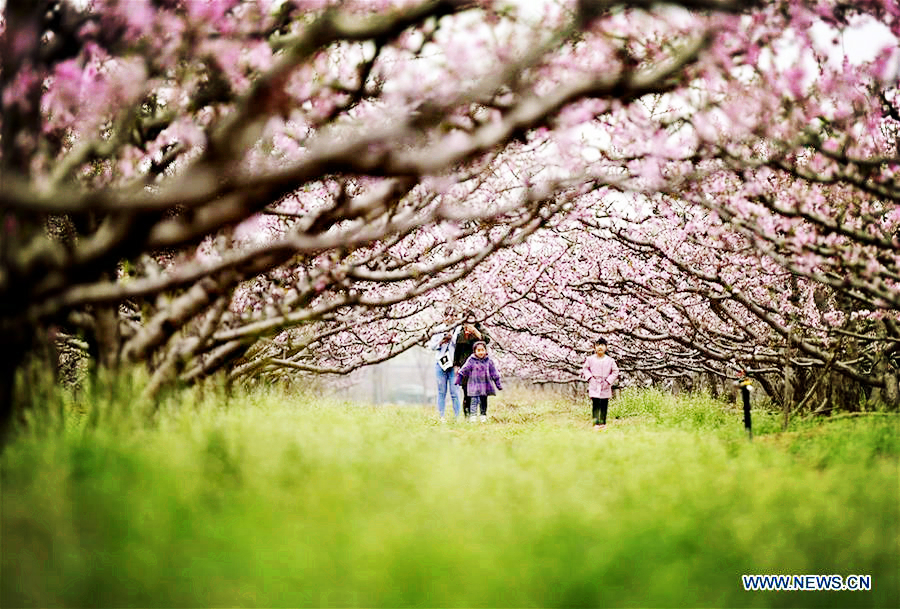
[2,386,898,607]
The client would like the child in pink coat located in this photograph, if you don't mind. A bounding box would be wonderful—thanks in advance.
[582,338,620,430]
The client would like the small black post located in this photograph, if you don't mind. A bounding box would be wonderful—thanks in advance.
[735,369,753,440]
[741,381,752,440]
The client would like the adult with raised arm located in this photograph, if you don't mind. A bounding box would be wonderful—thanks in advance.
[427,306,461,421]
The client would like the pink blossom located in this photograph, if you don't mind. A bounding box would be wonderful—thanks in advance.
[2,67,40,113]
[822,311,845,327]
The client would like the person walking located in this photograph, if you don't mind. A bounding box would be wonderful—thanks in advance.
[427,307,461,421]
[456,341,502,422]
[452,309,491,418]
[582,337,619,430]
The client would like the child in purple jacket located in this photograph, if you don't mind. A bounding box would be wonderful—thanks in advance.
[456,341,502,422]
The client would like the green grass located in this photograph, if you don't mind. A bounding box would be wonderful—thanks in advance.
[2,379,898,608]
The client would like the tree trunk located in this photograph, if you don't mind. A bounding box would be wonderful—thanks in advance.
[884,372,900,410]
[0,327,31,448]
[0,354,19,447]
[94,304,122,370]
[783,359,794,430]
[755,374,779,406]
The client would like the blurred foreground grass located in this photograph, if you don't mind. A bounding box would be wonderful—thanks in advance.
[2,376,898,608]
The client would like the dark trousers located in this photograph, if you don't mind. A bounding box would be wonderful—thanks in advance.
[462,387,489,416]
[591,397,609,425]
[471,395,488,416]
[462,385,472,417]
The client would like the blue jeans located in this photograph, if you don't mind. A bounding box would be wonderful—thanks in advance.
[435,362,461,417]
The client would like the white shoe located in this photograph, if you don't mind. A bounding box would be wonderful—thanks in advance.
[480,415,487,422]
[440,416,446,423]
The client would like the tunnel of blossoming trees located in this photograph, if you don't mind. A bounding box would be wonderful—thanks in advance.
[0,0,898,440]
